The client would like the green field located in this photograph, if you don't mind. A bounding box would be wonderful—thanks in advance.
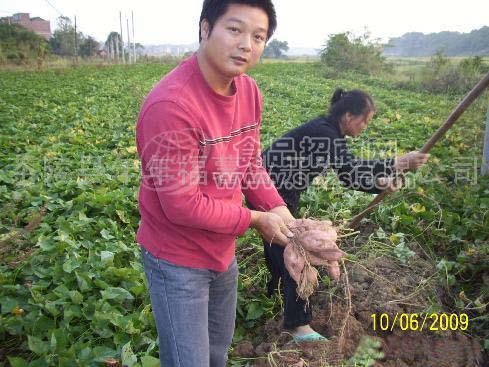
[0,62,488,366]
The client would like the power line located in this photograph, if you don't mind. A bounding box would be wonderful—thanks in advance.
[44,0,64,16]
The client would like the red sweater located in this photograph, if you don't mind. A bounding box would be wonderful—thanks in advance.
[136,54,286,272]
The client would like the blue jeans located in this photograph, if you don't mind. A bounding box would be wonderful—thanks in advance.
[140,247,238,367]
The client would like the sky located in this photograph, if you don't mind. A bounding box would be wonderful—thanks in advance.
[2,0,488,48]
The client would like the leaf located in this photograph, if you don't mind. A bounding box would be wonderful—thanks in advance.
[124,320,140,335]
[45,301,60,317]
[121,341,138,367]
[101,287,134,302]
[33,315,56,333]
[36,235,56,251]
[92,346,118,362]
[50,332,57,353]
[69,290,83,304]
[141,356,160,367]
[63,304,82,322]
[7,357,29,367]
[375,227,386,239]
[101,229,115,240]
[78,211,94,223]
[53,284,70,299]
[116,209,130,224]
[0,296,18,314]
[26,357,49,367]
[62,257,80,273]
[28,335,49,355]
[94,278,111,290]
[394,243,415,264]
[245,302,264,321]
[101,251,115,265]
[410,203,426,213]
[437,259,455,272]
[91,319,114,338]
[75,271,92,292]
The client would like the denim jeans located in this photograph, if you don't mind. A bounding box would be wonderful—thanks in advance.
[140,246,238,367]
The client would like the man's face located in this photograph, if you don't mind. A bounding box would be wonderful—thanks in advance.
[200,4,269,78]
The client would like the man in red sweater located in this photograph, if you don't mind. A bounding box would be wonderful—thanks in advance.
[135,1,333,366]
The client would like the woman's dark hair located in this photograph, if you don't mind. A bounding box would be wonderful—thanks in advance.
[329,88,376,119]
[199,0,277,42]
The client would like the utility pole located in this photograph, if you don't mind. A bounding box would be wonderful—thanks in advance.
[132,11,136,63]
[115,35,120,63]
[482,107,489,176]
[119,12,125,64]
[112,37,117,62]
[74,15,78,65]
[126,17,131,64]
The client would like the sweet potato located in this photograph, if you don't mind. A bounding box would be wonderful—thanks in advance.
[287,219,334,234]
[284,244,305,284]
[295,229,338,253]
[326,261,341,281]
[285,218,344,300]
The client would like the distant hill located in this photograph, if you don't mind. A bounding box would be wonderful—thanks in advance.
[384,26,489,57]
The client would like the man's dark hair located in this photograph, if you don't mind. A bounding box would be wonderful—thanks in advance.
[199,0,277,42]
[329,89,376,119]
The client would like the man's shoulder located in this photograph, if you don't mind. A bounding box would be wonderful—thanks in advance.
[145,59,196,105]
[235,73,261,110]
[236,73,259,92]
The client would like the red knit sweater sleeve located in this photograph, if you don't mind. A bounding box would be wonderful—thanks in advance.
[137,100,251,236]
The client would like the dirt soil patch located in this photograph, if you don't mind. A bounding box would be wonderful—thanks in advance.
[233,253,482,366]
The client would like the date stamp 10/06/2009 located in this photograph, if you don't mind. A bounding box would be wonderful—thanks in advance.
[371,313,469,332]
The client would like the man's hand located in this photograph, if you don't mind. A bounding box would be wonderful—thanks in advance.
[250,210,294,247]
[269,205,295,224]
[394,151,430,171]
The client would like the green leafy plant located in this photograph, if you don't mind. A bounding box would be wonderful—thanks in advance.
[347,336,385,366]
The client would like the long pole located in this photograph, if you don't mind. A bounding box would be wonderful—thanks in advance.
[482,108,489,176]
[126,18,131,64]
[132,11,136,63]
[349,72,489,229]
[112,38,117,62]
[74,15,78,65]
[115,35,119,63]
[119,12,125,64]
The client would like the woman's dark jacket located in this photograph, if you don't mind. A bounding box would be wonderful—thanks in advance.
[261,115,395,213]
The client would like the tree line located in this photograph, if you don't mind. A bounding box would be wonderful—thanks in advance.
[0,15,143,66]
[385,26,489,57]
